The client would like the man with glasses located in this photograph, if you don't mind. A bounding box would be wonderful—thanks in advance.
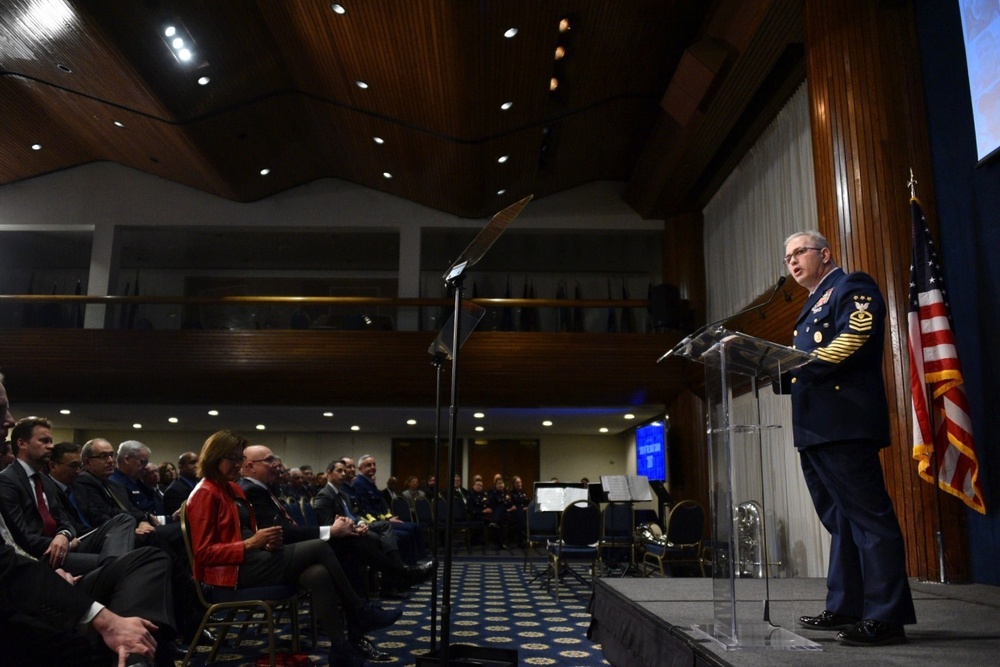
[0,418,137,576]
[779,230,915,646]
[47,441,92,532]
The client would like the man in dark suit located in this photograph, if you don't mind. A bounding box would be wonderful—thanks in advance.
[47,441,93,533]
[75,438,159,537]
[781,231,915,646]
[162,451,198,517]
[0,417,135,575]
[0,378,175,667]
[240,445,427,661]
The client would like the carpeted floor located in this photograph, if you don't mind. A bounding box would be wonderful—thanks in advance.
[180,551,610,666]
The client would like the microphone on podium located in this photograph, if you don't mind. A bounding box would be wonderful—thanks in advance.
[657,276,788,362]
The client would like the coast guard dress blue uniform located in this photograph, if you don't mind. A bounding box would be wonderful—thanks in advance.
[785,267,915,626]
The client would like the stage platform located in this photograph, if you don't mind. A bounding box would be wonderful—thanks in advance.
[592,576,1000,667]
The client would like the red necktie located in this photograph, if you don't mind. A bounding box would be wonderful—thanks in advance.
[271,491,297,526]
[33,474,57,537]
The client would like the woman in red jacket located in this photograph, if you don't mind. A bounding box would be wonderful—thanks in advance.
[185,430,400,666]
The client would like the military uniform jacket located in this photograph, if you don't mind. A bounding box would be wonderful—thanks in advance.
[786,268,891,449]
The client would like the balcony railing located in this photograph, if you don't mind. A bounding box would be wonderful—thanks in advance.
[0,294,662,333]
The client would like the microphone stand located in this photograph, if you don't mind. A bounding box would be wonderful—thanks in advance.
[658,276,787,362]
[427,351,446,651]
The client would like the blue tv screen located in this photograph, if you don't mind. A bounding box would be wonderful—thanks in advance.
[635,420,667,482]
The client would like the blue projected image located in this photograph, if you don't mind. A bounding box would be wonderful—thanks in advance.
[635,420,666,482]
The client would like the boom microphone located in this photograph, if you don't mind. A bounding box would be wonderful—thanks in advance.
[657,276,788,362]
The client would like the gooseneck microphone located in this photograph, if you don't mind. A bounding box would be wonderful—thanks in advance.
[658,276,788,362]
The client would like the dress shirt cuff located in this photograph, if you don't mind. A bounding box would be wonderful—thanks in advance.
[318,526,330,541]
[78,602,105,633]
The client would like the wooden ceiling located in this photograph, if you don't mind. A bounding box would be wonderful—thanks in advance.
[0,0,805,220]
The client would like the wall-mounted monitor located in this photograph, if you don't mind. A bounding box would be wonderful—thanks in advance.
[958,0,1000,164]
[635,418,667,483]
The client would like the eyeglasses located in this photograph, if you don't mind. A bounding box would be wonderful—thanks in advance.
[223,454,246,464]
[56,461,83,470]
[783,246,821,265]
[248,455,278,465]
[87,452,115,461]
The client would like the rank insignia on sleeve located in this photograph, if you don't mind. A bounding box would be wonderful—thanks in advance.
[849,297,873,332]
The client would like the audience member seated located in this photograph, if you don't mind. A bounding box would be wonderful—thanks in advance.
[487,478,517,550]
[186,430,401,667]
[0,418,136,576]
[110,441,163,521]
[382,475,402,508]
[157,461,177,495]
[240,445,429,661]
[347,456,425,564]
[510,475,530,546]
[47,442,93,532]
[0,439,14,471]
[422,475,440,500]
[401,476,426,512]
[0,376,176,667]
[466,479,490,546]
[162,451,198,517]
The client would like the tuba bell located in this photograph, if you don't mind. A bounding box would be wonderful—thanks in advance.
[634,522,666,547]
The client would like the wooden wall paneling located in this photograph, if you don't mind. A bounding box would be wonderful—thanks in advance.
[804,0,967,580]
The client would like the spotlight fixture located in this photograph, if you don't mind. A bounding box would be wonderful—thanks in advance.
[504,27,518,38]
[160,21,208,69]
[331,3,346,14]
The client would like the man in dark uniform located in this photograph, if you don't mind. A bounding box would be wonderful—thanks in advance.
[781,231,915,646]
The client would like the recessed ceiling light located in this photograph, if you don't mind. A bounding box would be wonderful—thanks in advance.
[57,64,72,73]
[497,189,507,196]
[351,425,361,431]
[133,423,143,429]
[475,426,485,432]
[113,120,124,128]
[555,46,566,60]
[178,48,192,61]
[382,172,392,179]
[331,3,346,14]
[624,414,635,420]
[355,80,369,89]
[500,102,513,110]
[168,417,179,424]
[406,419,417,426]
[260,168,270,176]
[31,144,42,150]
[599,427,609,433]
[197,76,210,85]
[256,424,266,431]
[172,37,184,49]
[59,409,71,415]
[559,18,571,33]
[323,412,334,417]
[473,412,485,419]
[373,136,384,144]
[550,78,559,91]
[208,410,219,416]
[497,155,509,164]
[504,28,518,38]
[542,420,553,427]
[164,26,177,37]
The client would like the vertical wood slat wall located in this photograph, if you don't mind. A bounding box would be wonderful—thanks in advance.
[803,0,966,580]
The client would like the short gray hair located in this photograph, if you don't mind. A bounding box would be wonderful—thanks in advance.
[783,230,830,250]
[117,439,149,463]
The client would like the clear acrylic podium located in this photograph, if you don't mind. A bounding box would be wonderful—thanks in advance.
[664,326,821,651]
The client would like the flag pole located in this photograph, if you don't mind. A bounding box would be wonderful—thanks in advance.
[909,169,949,584]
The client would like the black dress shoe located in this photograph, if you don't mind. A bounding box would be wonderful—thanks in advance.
[405,561,434,586]
[798,610,860,630]
[354,636,392,662]
[355,601,403,632]
[837,619,906,646]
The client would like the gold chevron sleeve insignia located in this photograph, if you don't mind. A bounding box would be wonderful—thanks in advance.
[812,332,869,363]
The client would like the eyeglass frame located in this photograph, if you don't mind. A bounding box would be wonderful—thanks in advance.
[247,455,279,465]
[86,451,115,461]
[783,246,822,265]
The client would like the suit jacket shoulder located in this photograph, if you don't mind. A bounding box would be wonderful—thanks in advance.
[162,478,195,517]
[239,480,318,543]
[0,464,73,557]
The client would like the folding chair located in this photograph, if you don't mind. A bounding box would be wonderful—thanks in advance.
[546,499,601,600]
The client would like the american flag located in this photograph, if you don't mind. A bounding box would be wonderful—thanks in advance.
[908,198,985,513]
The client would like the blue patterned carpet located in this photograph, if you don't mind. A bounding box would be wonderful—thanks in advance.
[181,553,610,666]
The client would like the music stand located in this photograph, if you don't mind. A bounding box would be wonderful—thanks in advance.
[422,195,531,667]
[600,475,652,577]
[426,300,485,651]
[531,482,589,586]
